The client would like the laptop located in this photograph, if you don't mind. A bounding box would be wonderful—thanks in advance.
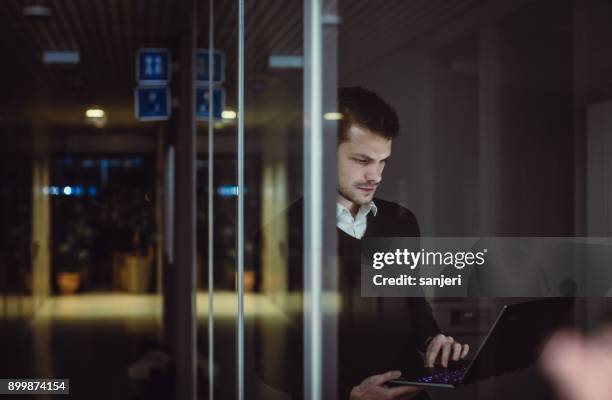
[389,297,574,388]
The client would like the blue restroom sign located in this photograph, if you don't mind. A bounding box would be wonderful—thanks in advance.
[135,86,171,121]
[196,50,224,84]
[136,48,170,84]
[196,87,225,121]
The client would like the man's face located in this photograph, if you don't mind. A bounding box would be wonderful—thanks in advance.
[337,125,392,211]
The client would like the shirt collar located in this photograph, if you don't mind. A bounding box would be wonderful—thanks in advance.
[367,201,378,217]
[336,200,378,218]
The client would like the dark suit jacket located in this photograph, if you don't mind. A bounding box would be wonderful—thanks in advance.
[253,198,440,399]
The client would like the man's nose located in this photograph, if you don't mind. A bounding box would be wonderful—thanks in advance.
[364,164,382,183]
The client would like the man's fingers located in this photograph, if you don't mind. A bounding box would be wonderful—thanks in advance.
[440,340,452,367]
[362,370,402,388]
[425,336,443,367]
[426,335,471,367]
[452,342,462,361]
[460,344,469,358]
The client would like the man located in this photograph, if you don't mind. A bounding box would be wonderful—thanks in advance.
[254,87,468,399]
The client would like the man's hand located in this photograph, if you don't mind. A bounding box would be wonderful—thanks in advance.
[350,371,422,400]
[424,334,469,368]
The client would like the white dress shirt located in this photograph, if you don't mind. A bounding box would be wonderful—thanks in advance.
[336,201,378,239]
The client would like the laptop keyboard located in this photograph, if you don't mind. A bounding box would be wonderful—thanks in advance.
[416,363,470,385]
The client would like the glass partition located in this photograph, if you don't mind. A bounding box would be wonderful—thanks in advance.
[2,1,612,400]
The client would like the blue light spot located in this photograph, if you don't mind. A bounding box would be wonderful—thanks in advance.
[63,186,72,196]
[217,185,245,197]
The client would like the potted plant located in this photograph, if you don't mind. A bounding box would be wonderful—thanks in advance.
[54,216,93,295]
[122,195,156,293]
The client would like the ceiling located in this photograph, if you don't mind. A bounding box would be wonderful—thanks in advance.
[0,0,482,131]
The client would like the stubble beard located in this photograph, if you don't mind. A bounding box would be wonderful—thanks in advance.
[338,182,375,208]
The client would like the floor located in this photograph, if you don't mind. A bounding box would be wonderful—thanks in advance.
[9,292,292,400]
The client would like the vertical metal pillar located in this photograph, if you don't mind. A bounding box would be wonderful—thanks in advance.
[174,0,197,398]
[155,125,165,343]
[321,3,339,399]
[304,1,339,398]
[236,0,245,399]
[207,0,216,398]
[303,0,324,399]
[163,144,175,348]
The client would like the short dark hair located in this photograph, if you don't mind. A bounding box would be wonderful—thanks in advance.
[337,86,399,143]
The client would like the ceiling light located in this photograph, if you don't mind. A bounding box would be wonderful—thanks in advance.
[43,51,80,64]
[85,107,107,128]
[221,110,237,120]
[22,3,52,20]
[86,108,105,118]
[269,54,303,69]
[324,112,343,121]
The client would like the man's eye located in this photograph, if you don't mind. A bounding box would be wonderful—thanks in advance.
[353,158,368,164]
